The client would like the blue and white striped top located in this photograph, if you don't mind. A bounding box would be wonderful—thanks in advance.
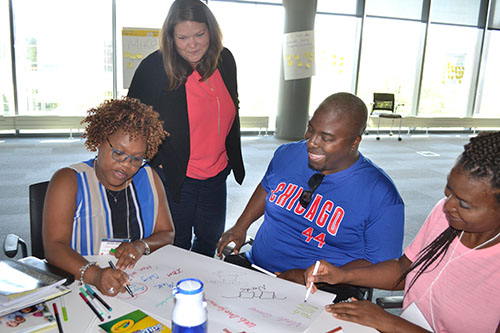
[69,159,159,255]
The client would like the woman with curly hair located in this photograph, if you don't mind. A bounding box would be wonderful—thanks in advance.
[304,131,500,332]
[43,97,175,297]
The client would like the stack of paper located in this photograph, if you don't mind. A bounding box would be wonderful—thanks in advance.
[0,302,57,332]
[0,259,70,317]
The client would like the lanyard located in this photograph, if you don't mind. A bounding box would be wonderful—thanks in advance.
[421,229,500,330]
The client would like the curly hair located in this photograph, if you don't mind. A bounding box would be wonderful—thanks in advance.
[81,97,168,160]
[400,131,500,292]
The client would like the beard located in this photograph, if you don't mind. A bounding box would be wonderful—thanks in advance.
[308,161,324,172]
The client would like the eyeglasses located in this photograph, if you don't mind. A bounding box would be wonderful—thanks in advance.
[107,138,146,168]
[299,173,325,208]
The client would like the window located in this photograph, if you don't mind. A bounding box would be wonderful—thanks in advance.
[2,0,499,131]
[365,0,424,20]
[13,0,113,115]
[431,0,483,26]
[476,31,500,117]
[0,1,13,115]
[418,24,481,116]
[104,41,113,73]
[357,17,425,116]
[209,1,283,127]
[317,0,360,15]
[311,13,360,112]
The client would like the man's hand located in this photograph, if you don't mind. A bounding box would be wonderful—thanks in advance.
[216,226,247,259]
[276,269,306,285]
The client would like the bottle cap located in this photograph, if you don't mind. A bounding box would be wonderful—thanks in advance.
[175,278,203,295]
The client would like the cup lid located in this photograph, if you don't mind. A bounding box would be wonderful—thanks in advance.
[176,278,204,295]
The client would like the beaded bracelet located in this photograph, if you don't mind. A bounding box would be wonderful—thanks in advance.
[79,261,97,285]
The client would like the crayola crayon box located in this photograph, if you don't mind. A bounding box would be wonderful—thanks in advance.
[99,309,171,332]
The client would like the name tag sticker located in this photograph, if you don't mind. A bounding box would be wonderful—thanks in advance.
[99,238,130,255]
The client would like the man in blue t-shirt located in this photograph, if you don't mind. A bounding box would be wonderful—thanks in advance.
[217,92,404,300]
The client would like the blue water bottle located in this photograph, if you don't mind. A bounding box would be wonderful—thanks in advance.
[172,278,207,333]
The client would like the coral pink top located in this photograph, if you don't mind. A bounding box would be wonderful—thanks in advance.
[185,69,235,180]
[404,198,500,332]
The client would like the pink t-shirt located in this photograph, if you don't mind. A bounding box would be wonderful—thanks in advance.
[185,69,235,180]
[404,198,500,332]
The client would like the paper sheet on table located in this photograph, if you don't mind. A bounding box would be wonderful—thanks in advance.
[90,245,336,332]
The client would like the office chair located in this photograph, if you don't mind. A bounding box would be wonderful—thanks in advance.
[222,238,374,302]
[3,181,49,259]
[376,295,404,309]
[370,93,403,141]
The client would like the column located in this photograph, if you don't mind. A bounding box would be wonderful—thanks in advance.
[275,0,317,140]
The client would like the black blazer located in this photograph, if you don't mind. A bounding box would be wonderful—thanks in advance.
[128,48,245,202]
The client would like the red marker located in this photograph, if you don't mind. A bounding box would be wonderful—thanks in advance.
[52,302,64,333]
[79,292,104,322]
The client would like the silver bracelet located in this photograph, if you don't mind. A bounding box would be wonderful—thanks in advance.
[138,239,151,255]
[79,261,97,285]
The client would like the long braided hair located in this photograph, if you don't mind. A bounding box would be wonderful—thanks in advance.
[400,131,500,291]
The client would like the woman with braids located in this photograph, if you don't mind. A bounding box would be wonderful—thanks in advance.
[304,131,500,332]
[43,97,175,297]
[127,0,245,258]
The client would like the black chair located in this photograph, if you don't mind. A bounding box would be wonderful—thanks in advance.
[223,238,373,302]
[370,93,403,141]
[376,295,404,309]
[4,181,49,259]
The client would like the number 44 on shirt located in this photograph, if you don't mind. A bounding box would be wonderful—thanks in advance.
[302,227,326,248]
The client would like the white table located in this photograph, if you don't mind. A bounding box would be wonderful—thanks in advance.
[46,245,376,332]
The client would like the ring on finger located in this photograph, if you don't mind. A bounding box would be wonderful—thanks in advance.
[129,253,136,260]
[108,287,115,293]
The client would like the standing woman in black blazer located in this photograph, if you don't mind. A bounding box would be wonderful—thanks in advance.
[128,0,245,257]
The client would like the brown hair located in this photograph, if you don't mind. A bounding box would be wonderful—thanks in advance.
[81,97,168,160]
[159,0,223,90]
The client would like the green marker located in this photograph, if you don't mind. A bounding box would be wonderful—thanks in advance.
[110,248,116,254]
[61,297,68,321]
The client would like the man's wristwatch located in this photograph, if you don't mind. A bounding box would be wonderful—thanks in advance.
[139,239,151,255]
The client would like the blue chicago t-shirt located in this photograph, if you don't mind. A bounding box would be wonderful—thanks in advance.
[247,140,404,273]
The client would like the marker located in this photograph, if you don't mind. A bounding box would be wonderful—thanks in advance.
[251,264,277,277]
[84,284,109,318]
[60,297,68,321]
[52,302,64,333]
[87,289,111,318]
[79,287,109,319]
[304,260,320,303]
[110,248,116,254]
[326,327,343,333]
[85,284,112,312]
[79,292,104,322]
[108,260,135,298]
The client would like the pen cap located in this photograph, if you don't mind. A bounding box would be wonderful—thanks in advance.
[172,278,207,330]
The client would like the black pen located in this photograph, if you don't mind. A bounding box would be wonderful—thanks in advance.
[85,284,112,312]
[108,260,135,297]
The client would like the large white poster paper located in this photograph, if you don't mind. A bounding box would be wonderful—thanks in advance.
[283,30,315,81]
[90,245,335,332]
[122,28,160,89]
